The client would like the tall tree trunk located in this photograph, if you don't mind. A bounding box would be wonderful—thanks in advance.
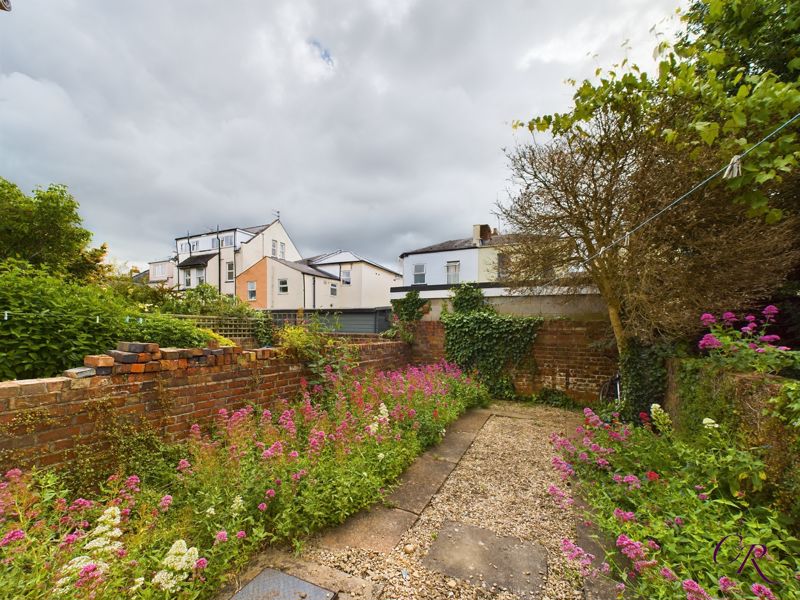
[594,271,628,356]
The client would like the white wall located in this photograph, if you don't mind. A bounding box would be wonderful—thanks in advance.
[401,248,479,286]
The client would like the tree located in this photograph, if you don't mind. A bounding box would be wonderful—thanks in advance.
[499,103,800,353]
[0,177,110,281]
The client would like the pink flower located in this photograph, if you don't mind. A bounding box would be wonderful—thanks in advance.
[4,468,22,481]
[682,579,712,600]
[159,495,173,512]
[613,508,636,522]
[265,488,276,498]
[661,567,678,581]
[616,534,646,561]
[177,459,192,472]
[698,334,723,350]
[236,530,246,539]
[288,450,299,460]
[722,311,737,323]
[258,503,267,511]
[700,313,716,326]
[0,529,25,547]
[718,577,737,593]
[698,493,709,501]
[622,474,641,490]
[762,305,779,318]
[215,530,228,543]
[190,423,201,436]
[195,557,208,570]
[751,583,776,600]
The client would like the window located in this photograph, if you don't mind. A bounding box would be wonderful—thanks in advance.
[330,283,337,296]
[179,243,189,252]
[247,281,256,301]
[191,241,198,251]
[183,269,191,288]
[153,263,165,278]
[271,239,278,257]
[196,268,206,286]
[226,261,235,282]
[413,264,426,285]
[278,278,288,294]
[497,253,509,281]
[446,261,460,285]
[280,242,286,259]
[341,269,351,285]
[211,238,219,249]
[224,234,234,247]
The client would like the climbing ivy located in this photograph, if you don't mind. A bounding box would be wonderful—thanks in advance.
[450,282,493,314]
[618,339,680,421]
[441,311,542,399]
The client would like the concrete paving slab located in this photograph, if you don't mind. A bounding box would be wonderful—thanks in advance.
[425,431,475,463]
[387,455,455,514]
[422,520,547,597]
[230,567,335,600]
[316,506,418,554]
[584,575,619,600]
[449,410,491,433]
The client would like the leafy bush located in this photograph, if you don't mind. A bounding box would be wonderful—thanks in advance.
[276,319,358,385]
[0,262,134,380]
[450,282,493,314]
[619,339,678,421]
[384,290,429,343]
[529,387,578,409]
[550,407,800,599]
[122,314,217,349]
[161,284,257,318]
[0,362,489,599]
[441,311,542,398]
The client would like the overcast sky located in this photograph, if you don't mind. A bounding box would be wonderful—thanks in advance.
[0,0,681,271]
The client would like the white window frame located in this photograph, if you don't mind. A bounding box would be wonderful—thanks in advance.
[278,278,289,294]
[183,269,191,288]
[446,261,460,285]
[247,281,256,301]
[413,264,426,285]
[196,267,206,286]
[330,283,337,296]
[211,238,219,249]
[271,239,278,257]
[190,241,199,251]
[280,242,286,259]
[341,269,351,285]
[224,234,234,247]
[226,261,235,282]
[180,243,189,252]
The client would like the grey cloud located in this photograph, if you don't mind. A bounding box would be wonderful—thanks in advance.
[0,0,681,271]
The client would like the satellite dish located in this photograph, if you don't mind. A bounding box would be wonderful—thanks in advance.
[0,0,10,11]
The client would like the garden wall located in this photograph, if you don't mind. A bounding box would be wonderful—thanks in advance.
[411,319,617,402]
[0,337,410,472]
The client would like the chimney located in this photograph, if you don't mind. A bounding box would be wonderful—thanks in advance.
[472,224,492,246]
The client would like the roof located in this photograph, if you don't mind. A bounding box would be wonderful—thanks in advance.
[270,257,339,280]
[174,219,278,240]
[306,250,402,276]
[177,253,218,268]
[399,234,516,258]
[132,270,149,283]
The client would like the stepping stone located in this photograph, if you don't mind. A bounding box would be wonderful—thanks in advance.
[425,431,474,463]
[316,506,417,553]
[387,455,456,514]
[230,567,335,600]
[584,575,620,600]
[422,521,547,596]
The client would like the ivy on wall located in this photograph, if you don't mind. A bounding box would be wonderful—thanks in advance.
[441,311,542,398]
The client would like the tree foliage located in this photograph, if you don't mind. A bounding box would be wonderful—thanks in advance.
[501,0,800,353]
[0,178,111,282]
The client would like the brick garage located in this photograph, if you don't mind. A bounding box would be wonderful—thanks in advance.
[0,338,410,472]
[411,319,617,403]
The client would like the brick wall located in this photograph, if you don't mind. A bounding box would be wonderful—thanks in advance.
[0,339,410,472]
[411,319,617,403]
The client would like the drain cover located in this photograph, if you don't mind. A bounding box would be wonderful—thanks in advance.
[231,568,336,600]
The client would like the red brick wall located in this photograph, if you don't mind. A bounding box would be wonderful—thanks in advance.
[411,319,617,402]
[0,340,410,472]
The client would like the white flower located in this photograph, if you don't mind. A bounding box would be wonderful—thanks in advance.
[152,569,181,592]
[377,453,385,461]
[378,403,389,420]
[702,418,719,429]
[231,495,245,515]
[131,577,145,592]
[205,506,216,516]
[162,539,199,571]
[97,506,121,526]
[367,422,378,435]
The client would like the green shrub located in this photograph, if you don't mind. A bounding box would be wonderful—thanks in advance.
[450,282,493,314]
[619,339,678,421]
[122,314,216,348]
[441,311,542,398]
[0,262,134,379]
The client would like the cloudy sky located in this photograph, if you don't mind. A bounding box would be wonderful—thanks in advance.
[0,0,681,271]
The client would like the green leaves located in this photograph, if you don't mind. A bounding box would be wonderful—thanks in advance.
[441,312,541,398]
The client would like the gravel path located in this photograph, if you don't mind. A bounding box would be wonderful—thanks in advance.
[305,402,585,600]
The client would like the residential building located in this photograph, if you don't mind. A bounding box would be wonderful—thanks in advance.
[235,250,401,310]
[147,258,177,288]
[165,220,301,295]
[391,223,605,319]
